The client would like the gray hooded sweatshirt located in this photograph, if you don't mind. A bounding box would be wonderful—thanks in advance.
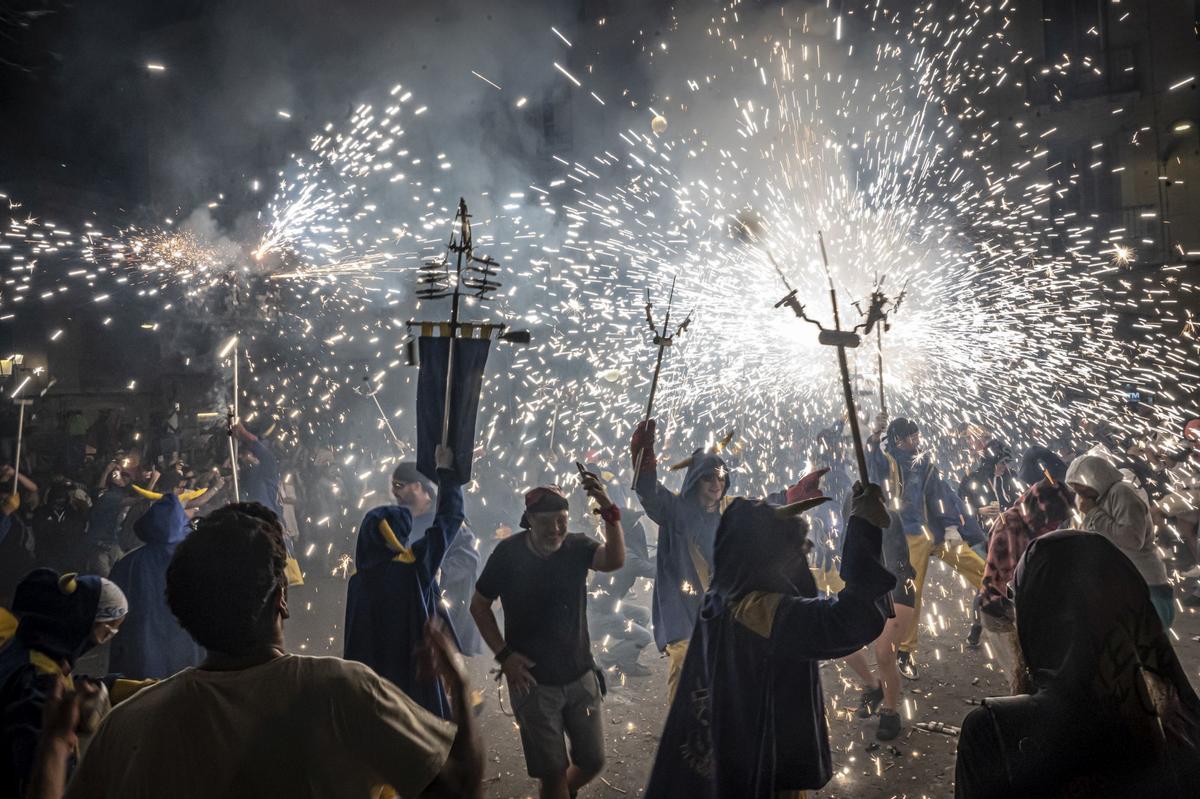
[1065,455,1168,587]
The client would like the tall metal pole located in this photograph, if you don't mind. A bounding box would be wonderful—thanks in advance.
[630,278,676,489]
[818,232,869,484]
[11,402,27,497]
[877,325,887,415]
[228,342,241,502]
[441,201,468,448]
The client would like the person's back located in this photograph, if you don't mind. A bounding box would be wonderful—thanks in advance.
[57,499,482,799]
[67,654,453,799]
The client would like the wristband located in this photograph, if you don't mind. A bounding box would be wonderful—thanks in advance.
[598,505,621,524]
[495,646,513,664]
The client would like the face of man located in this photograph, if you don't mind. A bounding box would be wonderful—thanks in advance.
[91,615,125,647]
[527,510,569,555]
[897,432,921,453]
[391,479,427,509]
[698,470,727,507]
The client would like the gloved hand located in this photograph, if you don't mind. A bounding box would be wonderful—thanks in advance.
[630,419,657,473]
[943,526,962,546]
[872,412,888,435]
[849,481,890,530]
[786,467,831,504]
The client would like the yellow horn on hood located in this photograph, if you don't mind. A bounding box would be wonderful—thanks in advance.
[669,429,738,471]
[712,429,736,453]
[130,484,163,501]
[667,455,693,472]
[131,486,207,503]
[377,518,416,563]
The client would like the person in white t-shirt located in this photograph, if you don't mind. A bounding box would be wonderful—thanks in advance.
[29,488,483,799]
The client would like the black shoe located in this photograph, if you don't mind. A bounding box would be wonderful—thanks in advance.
[857,683,884,718]
[876,710,902,741]
[897,651,920,680]
[967,621,982,649]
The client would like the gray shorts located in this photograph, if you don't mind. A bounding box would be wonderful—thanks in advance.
[511,670,605,779]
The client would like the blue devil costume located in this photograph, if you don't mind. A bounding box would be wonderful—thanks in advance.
[0,569,124,796]
[645,493,895,798]
[108,495,205,679]
[635,450,731,651]
[343,469,464,719]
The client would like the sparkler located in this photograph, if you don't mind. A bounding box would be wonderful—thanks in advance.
[631,277,692,489]
[225,340,241,502]
[355,371,405,453]
[10,399,32,498]
[0,2,1195,536]
[773,232,894,485]
[855,278,908,416]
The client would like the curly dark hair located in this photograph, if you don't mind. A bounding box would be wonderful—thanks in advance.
[166,502,287,655]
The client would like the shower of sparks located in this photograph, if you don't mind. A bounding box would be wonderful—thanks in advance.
[0,0,1196,593]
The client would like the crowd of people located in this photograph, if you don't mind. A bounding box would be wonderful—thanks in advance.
[2,398,1200,798]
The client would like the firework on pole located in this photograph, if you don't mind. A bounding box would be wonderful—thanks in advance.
[630,277,692,489]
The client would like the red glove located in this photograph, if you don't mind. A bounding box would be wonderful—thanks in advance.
[630,419,657,472]
[786,467,831,504]
[232,423,257,443]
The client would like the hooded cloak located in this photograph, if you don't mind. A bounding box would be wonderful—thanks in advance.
[956,531,1200,798]
[645,499,895,798]
[108,495,204,679]
[0,569,110,796]
[343,475,464,719]
[634,450,731,650]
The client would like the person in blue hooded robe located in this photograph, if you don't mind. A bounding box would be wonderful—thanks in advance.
[644,483,895,799]
[343,445,463,718]
[629,419,733,701]
[108,494,205,679]
[389,461,482,656]
[0,569,128,796]
[630,419,829,700]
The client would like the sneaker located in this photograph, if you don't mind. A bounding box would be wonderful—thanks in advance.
[967,621,982,649]
[876,710,902,741]
[897,651,920,680]
[857,683,884,718]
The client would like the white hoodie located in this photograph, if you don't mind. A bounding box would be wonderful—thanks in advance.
[1065,455,1168,587]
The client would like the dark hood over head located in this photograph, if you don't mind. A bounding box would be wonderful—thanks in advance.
[355,505,415,571]
[133,494,191,547]
[11,569,102,664]
[1020,446,1068,486]
[711,498,815,602]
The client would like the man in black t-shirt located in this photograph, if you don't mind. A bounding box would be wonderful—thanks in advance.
[471,470,625,799]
